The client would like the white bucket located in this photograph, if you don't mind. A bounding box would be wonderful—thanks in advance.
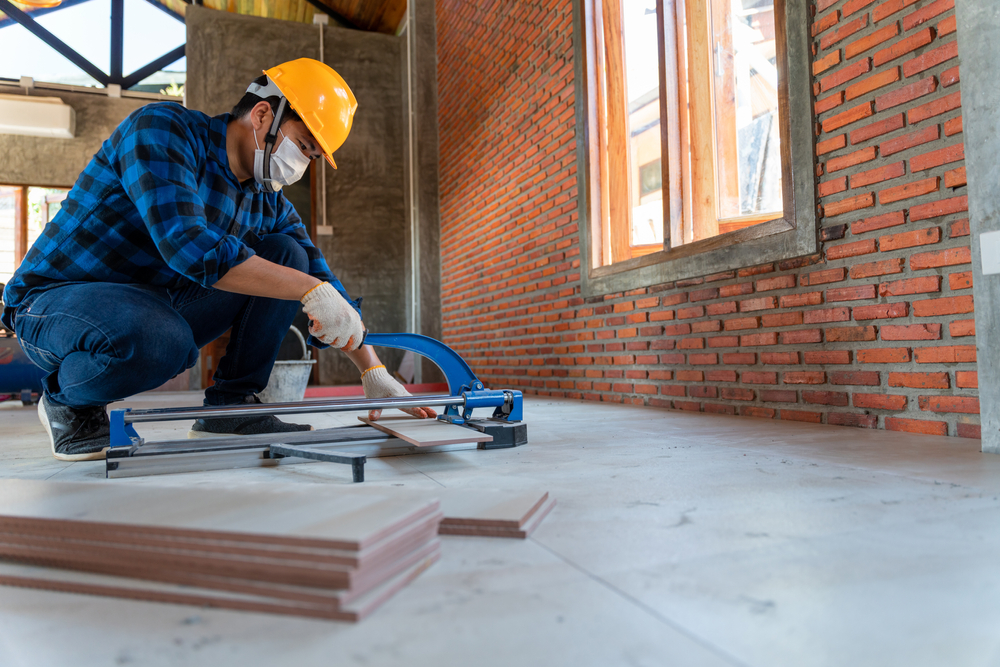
[259,326,316,403]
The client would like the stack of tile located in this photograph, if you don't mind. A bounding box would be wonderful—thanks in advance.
[437,490,555,538]
[0,480,441,621]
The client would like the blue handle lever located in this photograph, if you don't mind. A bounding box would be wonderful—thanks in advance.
[363,332,483,396]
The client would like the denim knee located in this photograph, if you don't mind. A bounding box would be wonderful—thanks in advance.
[255,234,309,273]
[117,311,198,379]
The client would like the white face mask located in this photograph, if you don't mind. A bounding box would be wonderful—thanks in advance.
[253,127,310,191]
[270,130,311,187]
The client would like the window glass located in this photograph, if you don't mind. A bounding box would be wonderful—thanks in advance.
[124,0,185,94]
[623,0,663,249]
[0,20,103,87]
[30,188,67,248]
[131,55,186,96]
[34,0,111,79]
[711,0,782,220]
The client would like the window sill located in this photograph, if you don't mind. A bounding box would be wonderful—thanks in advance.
[594,217,791,279]
[583,215,812,297]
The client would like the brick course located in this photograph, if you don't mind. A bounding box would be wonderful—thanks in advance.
[437,0,975,438]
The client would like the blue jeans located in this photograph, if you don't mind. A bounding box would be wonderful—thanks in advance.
[13,234,307,408]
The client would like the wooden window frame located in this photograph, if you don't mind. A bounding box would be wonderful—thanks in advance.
[574,0,817,297]
[12,186,28,271]
[0,185,31,272]
[1,184,64,275]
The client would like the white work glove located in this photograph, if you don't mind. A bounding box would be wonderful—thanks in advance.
[300,282,365,351]
[361,365,437,421]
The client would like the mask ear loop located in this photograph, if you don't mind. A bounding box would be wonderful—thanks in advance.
[260,97,288,192]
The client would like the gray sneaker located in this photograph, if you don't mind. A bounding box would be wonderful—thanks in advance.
[187,394,313,438]
[37,394,110,461]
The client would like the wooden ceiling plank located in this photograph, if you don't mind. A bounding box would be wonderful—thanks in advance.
[375,0,406,34]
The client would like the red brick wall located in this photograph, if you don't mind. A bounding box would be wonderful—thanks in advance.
[436,0,978,438]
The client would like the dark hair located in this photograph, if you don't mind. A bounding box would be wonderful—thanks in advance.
[230,74,302,125]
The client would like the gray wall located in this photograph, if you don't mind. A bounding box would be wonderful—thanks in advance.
[956,1,1000,452]
[0,86,149,187]
[186,6,412,384]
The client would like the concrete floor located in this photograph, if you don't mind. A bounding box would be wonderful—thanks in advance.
[0,392,999,667]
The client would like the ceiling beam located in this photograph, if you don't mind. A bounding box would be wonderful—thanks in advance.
[139,0,186,24]
[301,0,358,30]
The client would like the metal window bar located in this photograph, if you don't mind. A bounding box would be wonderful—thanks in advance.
[0,0,186,90]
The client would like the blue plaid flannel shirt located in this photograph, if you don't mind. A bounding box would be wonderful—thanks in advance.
[1,102,359,347]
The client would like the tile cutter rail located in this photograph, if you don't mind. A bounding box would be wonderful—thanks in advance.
[106,333,526,481]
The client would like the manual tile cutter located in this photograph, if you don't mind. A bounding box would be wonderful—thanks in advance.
[106,333,526,481]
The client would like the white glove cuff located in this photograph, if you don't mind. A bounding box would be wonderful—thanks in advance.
[300,281,337,307]
[361,366,410,397]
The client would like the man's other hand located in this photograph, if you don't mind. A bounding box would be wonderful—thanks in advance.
[361,365,438,421]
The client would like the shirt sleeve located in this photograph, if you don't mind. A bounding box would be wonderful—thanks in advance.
[117,107,253,287]
[272,195,363,349]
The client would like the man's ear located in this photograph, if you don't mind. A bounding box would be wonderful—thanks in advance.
[250,101,272,131]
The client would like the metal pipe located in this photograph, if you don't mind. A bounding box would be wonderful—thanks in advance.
[110,0,123,82]
[123,394,465,423]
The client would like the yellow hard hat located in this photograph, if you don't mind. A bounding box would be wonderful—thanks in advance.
[263,58,358,169]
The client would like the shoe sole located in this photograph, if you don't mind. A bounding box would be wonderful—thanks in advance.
[38,396,109,462]
[186,425,315,439]
[186,429,231,439]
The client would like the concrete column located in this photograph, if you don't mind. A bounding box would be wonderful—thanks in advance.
[955,0,1000,452]
[186,7,411,385]
[403,0,443,383]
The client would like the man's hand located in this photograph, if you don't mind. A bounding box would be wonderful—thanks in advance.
[300,282,364,351]
[361,365,438,421]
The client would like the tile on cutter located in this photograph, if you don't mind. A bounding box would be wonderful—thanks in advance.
[359,416,491,447]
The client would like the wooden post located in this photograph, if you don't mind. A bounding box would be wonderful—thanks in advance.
[657,0,677,250]
[674,0,694,246]
[601,0,633,264]
[684,0,720,242]
[711,0,740,219]
[13,186,28,269]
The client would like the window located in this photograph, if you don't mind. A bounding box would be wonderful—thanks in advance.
[0,186,68,288]
[577,0,816,293]
[0,0,186,94]
[692,0,784,232]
